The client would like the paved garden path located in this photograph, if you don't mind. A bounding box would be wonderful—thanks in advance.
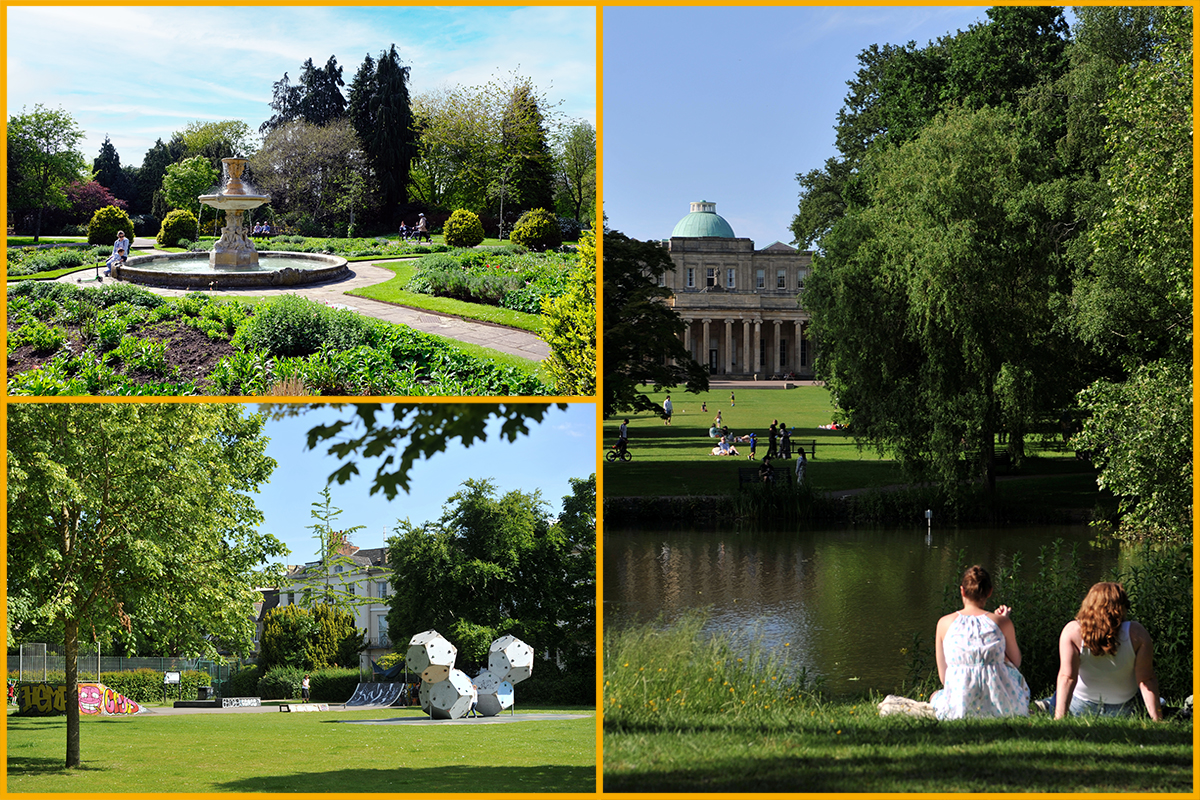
[62,244,549,361]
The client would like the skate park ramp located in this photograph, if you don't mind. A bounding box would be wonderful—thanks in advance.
[344,682,410,707]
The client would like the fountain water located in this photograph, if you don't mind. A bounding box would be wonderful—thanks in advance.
[114,157,349,289]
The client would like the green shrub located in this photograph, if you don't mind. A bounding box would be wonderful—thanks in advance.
[223,665,262,697]
[1121,544,1192,702]
[257,665,304,700]
[157,209,200,248]
[231,294,328,357]
[10,319,68,354]
[310,667,361,703]
[510,208,563,252]
[443,209,485,248]
[87,205,136,247]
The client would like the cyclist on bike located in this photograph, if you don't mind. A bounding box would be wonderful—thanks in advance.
[617,419,629,457]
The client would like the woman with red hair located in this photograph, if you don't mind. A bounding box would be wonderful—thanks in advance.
[1050,582,1162,720]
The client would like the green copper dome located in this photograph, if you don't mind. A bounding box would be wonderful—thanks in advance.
[671,201,735,238]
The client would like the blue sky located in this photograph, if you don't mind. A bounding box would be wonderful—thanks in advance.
[7,5,596,170]
[603,6,999,246]
[251,404,596,568]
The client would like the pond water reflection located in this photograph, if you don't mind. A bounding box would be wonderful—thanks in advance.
[604,525,1121,696]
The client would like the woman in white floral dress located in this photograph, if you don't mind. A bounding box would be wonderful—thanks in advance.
[930,565,1031,719]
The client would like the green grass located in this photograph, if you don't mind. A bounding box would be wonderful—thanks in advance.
[7,265,101,283]
[605,386,1103,503]
[8,705,595,793]
[348,259,545,333]
[6,236,89,246]
[603,614,1191,792]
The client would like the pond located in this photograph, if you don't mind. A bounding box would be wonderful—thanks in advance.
[604,524,1123,696]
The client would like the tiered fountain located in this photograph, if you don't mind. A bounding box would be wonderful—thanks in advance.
[116,157,348,289]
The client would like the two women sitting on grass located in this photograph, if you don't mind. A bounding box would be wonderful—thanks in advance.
[881,570,1163,722]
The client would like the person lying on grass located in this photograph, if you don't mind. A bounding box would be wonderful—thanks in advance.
[711,436,740,456]
[929,564,1030,720]
[1040,582,1163,721]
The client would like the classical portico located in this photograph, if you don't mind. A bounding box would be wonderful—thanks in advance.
[663,201,816,377]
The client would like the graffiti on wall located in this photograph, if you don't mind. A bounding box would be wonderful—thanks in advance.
[17,683,147,716]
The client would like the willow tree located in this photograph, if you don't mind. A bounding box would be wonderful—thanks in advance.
[7,404,286,768]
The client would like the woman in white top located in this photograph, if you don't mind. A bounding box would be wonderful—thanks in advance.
[1052,582,1161,720]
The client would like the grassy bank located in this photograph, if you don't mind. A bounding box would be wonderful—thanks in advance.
[8,705,595,793]
[603,615,1191,792]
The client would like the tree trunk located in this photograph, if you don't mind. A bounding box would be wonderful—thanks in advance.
[64,617,80,768]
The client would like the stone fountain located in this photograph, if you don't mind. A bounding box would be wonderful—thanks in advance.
[113,156,349,290]
[198,157,270,268]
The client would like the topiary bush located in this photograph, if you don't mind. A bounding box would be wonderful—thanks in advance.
[87,205,136,247]
[157,209,200,248]
[443,209,485,248]
[510,208,562,252]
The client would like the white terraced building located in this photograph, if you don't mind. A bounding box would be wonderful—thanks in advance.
[660,201,817,378]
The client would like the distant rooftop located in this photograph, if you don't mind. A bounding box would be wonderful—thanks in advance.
[671,200,735,239]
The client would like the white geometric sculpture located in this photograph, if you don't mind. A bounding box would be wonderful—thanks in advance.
[406,629,457,683]
[418,679,432,714]
[473,669,515,717]
[487,635,534,684]
[428,668,474,719]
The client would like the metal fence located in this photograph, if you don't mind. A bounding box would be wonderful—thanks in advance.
[8,647,250,692]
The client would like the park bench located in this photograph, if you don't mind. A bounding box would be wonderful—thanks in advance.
[738,466,777,487]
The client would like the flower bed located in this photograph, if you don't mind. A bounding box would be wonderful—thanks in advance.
[405,249,575,313]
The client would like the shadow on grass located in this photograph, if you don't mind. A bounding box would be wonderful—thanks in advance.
[7,755,113,776]
[605,719,1193,792]
[212,764,594,793]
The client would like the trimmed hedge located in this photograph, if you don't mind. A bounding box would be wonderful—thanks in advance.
[257,665,304,700]
[8,669,211,704]
[310,667,360,702]
[443,209,485,248]
[223,665,262,697]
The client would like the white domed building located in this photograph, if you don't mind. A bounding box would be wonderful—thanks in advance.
[661,201,816,378]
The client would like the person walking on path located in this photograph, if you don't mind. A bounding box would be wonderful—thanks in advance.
[416,213,431,243]
[767,421,778,459]
[663,395,673,425]
[301,675,310,701]
[780,425,792,459]
[795,447,807,484]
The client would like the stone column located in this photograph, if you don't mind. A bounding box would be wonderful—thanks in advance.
[752,320,762,377]
[773,321,782,375]
[742,319,752,374]
[724,319,733,376]
[794,320,805,371]
[701,319,711,370]
[682,319,692,362]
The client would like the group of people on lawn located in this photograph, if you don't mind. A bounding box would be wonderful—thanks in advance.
[882,566,1169,722]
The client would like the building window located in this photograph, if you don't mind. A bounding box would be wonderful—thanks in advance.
[377,581,389,598]
[777,269,786,289]
[798,270,807,290]
[801,336,809,366]
[334,565,342,574]
[686,267,695,288]
[657,272,665,287]
[377,616,389,646]
[287,592,295,606]
[706,267,716,287]
[756,269,765,289]
[759,338,766,367]
[726,268,735,288]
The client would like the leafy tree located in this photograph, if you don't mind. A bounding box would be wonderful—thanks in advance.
[176,120,256,169]
[541,229,596,395]
[498,80,557,226]
[262,403,567,500]
[7,104,89,241]
[92,136,134,205]
[261,56,347,134]
[805,106,1076,502]
[385,475,595,688]
[160,155,219,215]
[1069,7,1192,543]
[259,604,362,672]
[347,45,416,220]
[249,118,362,227]
[67,180,126,220]
[602,229,708,419]
[554,119,596,225]
[408,85,496,211]
[136,136,186,216]
[7,404,286,767]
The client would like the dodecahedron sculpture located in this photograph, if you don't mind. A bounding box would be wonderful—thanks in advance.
[488,634,534,684]
[418,680,432,714]
[473,669,515,717]
[428,668,473,720]
[406,629,457,683]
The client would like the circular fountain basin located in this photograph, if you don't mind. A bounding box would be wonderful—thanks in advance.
[198,193,271,211]
[117,251,349,289]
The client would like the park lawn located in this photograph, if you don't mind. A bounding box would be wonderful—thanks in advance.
[604,706,1192,792]
[604,386,903,496]
[8,705,595,793]
[348,259,545,334]
[604,386,1103,500]
[6,236,88,246]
